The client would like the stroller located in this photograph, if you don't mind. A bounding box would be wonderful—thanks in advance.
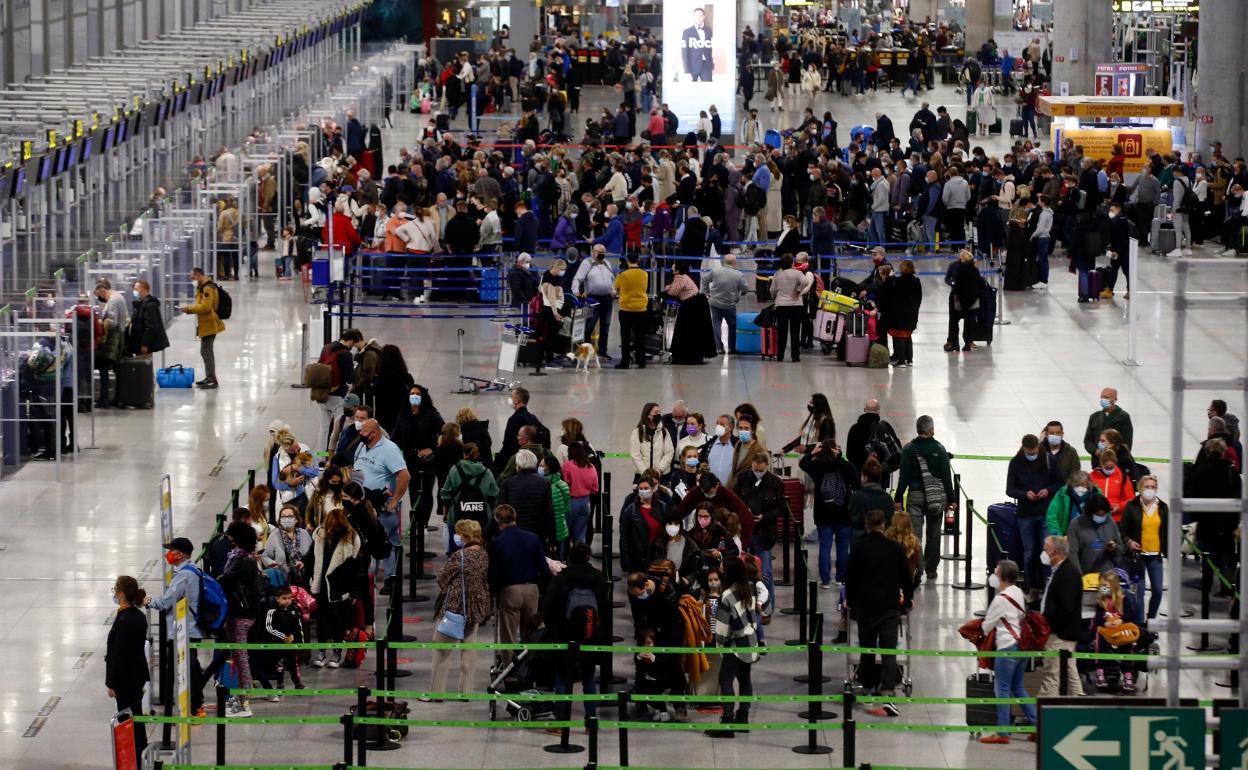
[487,625,557,721]
[1075,567,1158,694]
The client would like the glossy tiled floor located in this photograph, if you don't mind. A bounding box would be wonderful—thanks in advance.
[1,80,1245,770]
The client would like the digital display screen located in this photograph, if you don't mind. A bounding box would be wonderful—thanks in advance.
[116,120,127,144]
[0,169,13,203]
[52,147,67,175]
[81,134,93,162]
[13,168,26,198]
[662,0,738,135]
[146,102,159,126]
[100,126,114,152]
[191,82,205,104]
[176,91,188,112]
[158,101,168,123]
[129,112,142,136]
[227,66,240,86]
[37,155,52,183]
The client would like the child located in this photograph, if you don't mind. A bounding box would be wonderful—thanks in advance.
[743,556,769,644]
[249,586,304,700]
[694,569,724,713]
[278,226,298,280]
[279,452,319,508]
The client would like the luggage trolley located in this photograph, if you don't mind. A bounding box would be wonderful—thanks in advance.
[454,325,528,394]
[659,298,681,364]
[563,294,598,355]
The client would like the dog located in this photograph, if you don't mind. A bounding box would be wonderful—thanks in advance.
[572,342,601,372]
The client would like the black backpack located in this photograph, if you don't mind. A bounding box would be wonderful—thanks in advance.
[528,416,552,449]
[868,420,903,473]
[819,469,849,507]
[1177,177,1198,214]
[565,585,600,643]
[454,467,491,525]
[207,281,233,320]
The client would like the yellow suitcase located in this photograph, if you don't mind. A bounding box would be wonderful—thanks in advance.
[819,289,860,314]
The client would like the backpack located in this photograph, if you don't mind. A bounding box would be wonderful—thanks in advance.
[528,416,552,449]
[743,183,766,215]
[317,343,344,389]
[1177,177,1198,214]
[453,467,491,525]
[819,468,849,507]
[207,281,233,320]
[184,564,229,633]
[1000,593,1052,651]
[867,420,903,472]
[564,585,600,643]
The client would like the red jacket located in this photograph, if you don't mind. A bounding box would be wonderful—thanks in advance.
[1091,466,1135,521]
[322,213,362,252]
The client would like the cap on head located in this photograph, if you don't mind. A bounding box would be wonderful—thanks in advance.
[164,537,194,556]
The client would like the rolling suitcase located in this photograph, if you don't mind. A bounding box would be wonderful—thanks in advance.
[843,333,870,365]
[985,502,1022,572]
[117,356,155,408]
[966,672,997,729]
[1083,266,1103,300]
[760,326,779,360]
[1009,117,1025,137]
[813,309,843,344]
[736,311,763,355]
[478,266,501,302]
[819,289,860,314]
[1154,223,1176,255]
[987,118,1003,135]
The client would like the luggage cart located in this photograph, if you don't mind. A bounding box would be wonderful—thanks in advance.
[563,295,598,356]
[659,299,681,364]
[454,326,527,394]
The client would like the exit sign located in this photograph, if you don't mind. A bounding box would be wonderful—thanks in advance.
[1040,706,1204,770]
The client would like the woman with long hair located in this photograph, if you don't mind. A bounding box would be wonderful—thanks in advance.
[561,441,599,545]
[374,344,414,434]
[555,418,594,465]
[705,556,760,737]
[306,464,348,531]
[310,507,362,668]
[391,383,446,542]
[1091,569,1144,692]
[884,510,922,588]
[628,402,674,484]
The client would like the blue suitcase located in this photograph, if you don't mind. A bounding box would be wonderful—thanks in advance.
[736,311,763,354]
[985,502,1022,572]
[478,266,501,302]
[764,129,782,149]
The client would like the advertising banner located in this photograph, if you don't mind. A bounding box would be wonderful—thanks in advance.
[662,0,737,136]
[174,599,191,750]
[1052,127,1173,172]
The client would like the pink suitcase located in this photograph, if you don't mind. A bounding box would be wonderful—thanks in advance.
[843,333,871,366]
[814,309,843,344]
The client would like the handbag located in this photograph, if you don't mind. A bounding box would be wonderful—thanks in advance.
[434,551,468,641]
[754,304,777,329]
[156,364,195,388]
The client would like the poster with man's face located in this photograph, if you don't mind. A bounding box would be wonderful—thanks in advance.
[663,0,736,134]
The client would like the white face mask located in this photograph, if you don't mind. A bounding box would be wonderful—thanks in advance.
[665,524,680,537]
[280,517,296,529]
[638,488,653,501]
[714,424,727,438]
[988,573,1001,590]
[1073,486,1088,497]
[453,533,465,547]
[354,420,364,431]
[1141,488,1158,502]
[1039,551,1052,567]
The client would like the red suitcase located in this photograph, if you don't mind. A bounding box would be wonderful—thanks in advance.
[760,326,779,359]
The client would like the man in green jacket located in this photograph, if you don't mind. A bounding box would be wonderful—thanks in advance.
[893,415,955,580]
[497,425,558,482]
[1083,387,1134,456]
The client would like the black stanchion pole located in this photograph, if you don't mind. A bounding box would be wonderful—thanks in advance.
[952,499,983,591]
[785,573,809,644]
[230,488,240,513]
[799,612,835,719]
[247,468,256,493]
[157,611,170,707]
[617,691,631,768]
[792,611,834,755]
[215,684,227,765]
[795,583,829,684]
[369,640,401,751]
[944,473,967,561]
[1059,648,1071,696]
[355,686,368,765]
[778,513,793,586]
[406,528,433,605]
[391,544,420,643]
[587,714,599,768]
[781,547,807,616]
[843,685,857,767]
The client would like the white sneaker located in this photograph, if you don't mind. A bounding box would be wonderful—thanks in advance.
[1221,248,1237,256]
[413,295,427,305]
[1166,249,1183,258]
[1033,282,1047,289]
[268,695,282,703]
[1183,248,1193,256]
[228,699,253,718]
[326,651,342,668]
[312,652,327,668]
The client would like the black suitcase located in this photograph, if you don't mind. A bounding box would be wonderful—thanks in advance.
[988,118,1003,135]
[1009,118,1025,137]
[886,217,908,244]
[348,699,411,743]
[117,356,155,409]
[755,275,772,302]
[435,113,450,132]
[985,502,1022,572]
[966,671,996,727]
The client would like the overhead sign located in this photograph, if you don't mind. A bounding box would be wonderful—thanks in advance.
[1040,706,1204,770]
[1112,0,1199,11]
[1038,96,1185,119]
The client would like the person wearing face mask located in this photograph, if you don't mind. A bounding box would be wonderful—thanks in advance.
[799,441,862,588]
[727,414,769,490]
[146,538,207,715]
[538,455,572,552]
[107,576,151,755]
[671,446,703,499]
[677,472,755,545]
[1037,536,1085,696]
[1040,420,1081,480]
[428,519,492,697]
[675,412,710,458]
[326,393,362,460]
[537,258,571,367]
[629,402,676,484]
[1089,449,1136,523]
[1065,495,1122,575]
[126,279,169,358]
[1045,470,1103,537]
[977,559,1037,743]
[351,418,411,588]
[650,514,702,583]
[389,384,443,543]
[1082,387,1134,457]
[262,505,313,586]
[1005,434,1064,595]
[619,476,672,574]
[732,451,785,622]
[1120,475,1168,622]
[698,415,738,486]
[1090,569,1143,692]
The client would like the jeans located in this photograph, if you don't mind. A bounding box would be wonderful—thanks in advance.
[1077,268,1094,299]
[710,304,738,353]
[1033,236,1051,283]
[282,255,294,277]
[922,215,938,246]
[1017,515,1045,590]
[319,395,343,452]
[869,212,887,246]
[1136,554,1164,619]
[567,496,591,543]
[555,659,600,720]
[378,507,399,577]
[1021,106,1037,137]
[200,334,217,381]
[584,294,613,352]
[993,644,1036,733]
[818,524,852,584]
[752,533,774,615]
[906,492,944,574]
[775,305,804,361]
[718,655,753,717]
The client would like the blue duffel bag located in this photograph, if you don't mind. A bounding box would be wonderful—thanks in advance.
[156,364,195,388]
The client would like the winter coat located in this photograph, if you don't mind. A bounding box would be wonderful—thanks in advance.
[311,528,363,602]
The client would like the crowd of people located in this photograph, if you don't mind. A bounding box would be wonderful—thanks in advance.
[111,317,1244,743]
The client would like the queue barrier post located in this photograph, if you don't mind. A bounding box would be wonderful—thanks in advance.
[342,711,356,767]
[215,684,227,765]
[781,545,808,618]
[247,467,256,493]
[391,543,420,644]
[230,487,240,513]
[794,581,827,684]
[1059,647,1071,696]
[842,683,857,767]
[543,642,586,753]
[617,690,631,768]
[952,499,984,591]
[792,611,834,755]
[587,714,600,768]
[778,509,793,587]
[354,685,368,764]
[944,473,967,562]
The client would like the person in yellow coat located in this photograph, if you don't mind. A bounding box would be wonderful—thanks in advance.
[180,267,225,389]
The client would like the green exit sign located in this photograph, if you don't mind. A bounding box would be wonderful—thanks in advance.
[1040,706,1204,770]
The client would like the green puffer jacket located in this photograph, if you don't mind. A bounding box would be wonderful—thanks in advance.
[1045,484,1104,536]
[547,471,571,543]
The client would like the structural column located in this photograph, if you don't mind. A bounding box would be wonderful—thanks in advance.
[510,0,536,56]
[963,0,992,61]
[739,0,760,42]
[1050,0,1112,96]
[1194,0,1247,157]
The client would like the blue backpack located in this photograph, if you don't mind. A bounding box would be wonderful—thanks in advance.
[184,564,229,632]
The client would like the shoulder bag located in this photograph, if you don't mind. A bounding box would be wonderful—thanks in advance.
[435,550,468,640]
